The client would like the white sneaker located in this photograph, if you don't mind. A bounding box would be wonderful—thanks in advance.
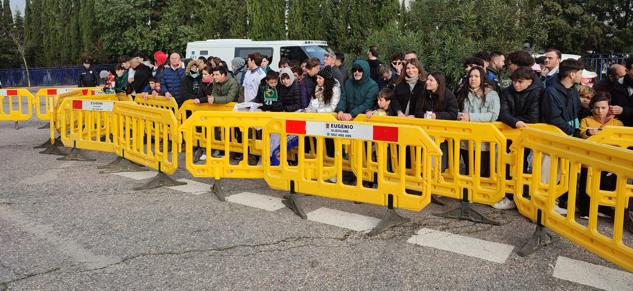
[199,154,206,161]
[211,150,224,158]
[554,204,568,215]
[492,197,516,210]
[328,177,337,183]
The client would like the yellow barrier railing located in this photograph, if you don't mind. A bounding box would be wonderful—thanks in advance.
[57,98,129,156]
[182,111,441,234]
[511,128,633,272]
[0,88,33,123]
[135,96,180,123]
[33,87,100,121]
[588,126,633,149]
[112,102,184,190]
[355,116,507,208]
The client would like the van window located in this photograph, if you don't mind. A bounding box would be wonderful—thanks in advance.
[302,46,334,64]
[281,46,308,63]
[200,50,209,56]
[235,47,273,60]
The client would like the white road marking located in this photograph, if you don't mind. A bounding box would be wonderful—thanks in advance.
[113,171,157,180]
[407,228,514,264]
[553,256,633,290]
[226,192,285,212]
[167,179,210,195]
[0,206,120,270]
[306,207,380,232]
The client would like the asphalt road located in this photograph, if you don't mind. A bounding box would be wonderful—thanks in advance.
[1,117,632,290]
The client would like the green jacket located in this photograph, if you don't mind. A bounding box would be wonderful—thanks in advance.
[211,77,239,104]
[335,59,378,117]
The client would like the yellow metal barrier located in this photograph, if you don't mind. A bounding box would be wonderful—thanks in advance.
[355,116,507,213]
[588,126,633,149]
[33,87,100,121]
[135,96,180,123]
[182,111,441,234]
[57,98,128,156]
[264,117,441,211]
[178,101,248,158]
[112,102,185,190]
[0,88,33,122]
[494,122,566,195]
[511,128,633,272]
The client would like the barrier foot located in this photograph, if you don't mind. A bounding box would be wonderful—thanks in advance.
[282,181,307,219]
[38,122,50,129]
[34,137,60,149]
[517,224,555,256]
[39,140,66,156]
[98,157,146,173]
[133,172,186,191]
[431,195,446,206]
[193,147,203,163]
[282,194,307,219]
[368,208,409,236]
[211,179,225,202]
[57,148,96,162]
[14,121,19,130]
[434,200,500,225]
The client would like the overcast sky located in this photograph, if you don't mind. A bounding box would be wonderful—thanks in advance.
[10,0,25,14]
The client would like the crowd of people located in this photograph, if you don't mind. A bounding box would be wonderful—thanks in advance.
[85,46,633,218]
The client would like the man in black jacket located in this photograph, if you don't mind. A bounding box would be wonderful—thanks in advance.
[540,59,583,136]
[499,67,541,128]
[610,57,633,126]
[78,58,99,87]
[128,57,153,96]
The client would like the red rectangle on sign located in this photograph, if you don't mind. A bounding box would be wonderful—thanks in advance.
[81,89,89,95]
[7,89,18,95]
[373,125,398,142]
[72,100,83,110]
[47,89,57,95]
[286,120,306,135]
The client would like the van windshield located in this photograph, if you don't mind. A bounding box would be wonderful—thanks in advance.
[302,46,334,63]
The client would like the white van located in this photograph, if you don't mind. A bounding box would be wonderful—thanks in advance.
[185,39,334,71]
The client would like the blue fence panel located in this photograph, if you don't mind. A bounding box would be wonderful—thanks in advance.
[0,65,113,87]
[582,54,631,79]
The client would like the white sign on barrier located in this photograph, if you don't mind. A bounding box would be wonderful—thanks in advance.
[72,100,114,112]
[285,120,398,142]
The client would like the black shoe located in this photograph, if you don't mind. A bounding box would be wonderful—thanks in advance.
[248,155,260,166]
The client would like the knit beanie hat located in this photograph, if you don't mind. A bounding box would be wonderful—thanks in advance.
[318,66,334,81]
[153,50,167,67]
[231,57,246,68]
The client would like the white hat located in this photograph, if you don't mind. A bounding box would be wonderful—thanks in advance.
[581,69,597,79]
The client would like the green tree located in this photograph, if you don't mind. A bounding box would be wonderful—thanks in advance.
[94,0,157,60]
[246,0,286,40]
[155,0,201,54]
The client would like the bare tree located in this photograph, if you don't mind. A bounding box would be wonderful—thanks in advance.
[1,26,31,87]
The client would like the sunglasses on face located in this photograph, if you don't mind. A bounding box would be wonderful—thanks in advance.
[392,61,402,65]
[352,68,363,73]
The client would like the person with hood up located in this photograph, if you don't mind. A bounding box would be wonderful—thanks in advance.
[153,50,167,79]
[277,67,302,112]
[335,59,378,121]
[179,59,204,105]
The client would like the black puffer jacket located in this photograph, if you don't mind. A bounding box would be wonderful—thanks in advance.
[391,79,425,115]
[611,75,633,126]
[413,88,459,120]
[499,73,542,127]
[277,82,302,112]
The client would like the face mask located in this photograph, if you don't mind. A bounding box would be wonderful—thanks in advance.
[190,72,200,78]
[618,77,624,84]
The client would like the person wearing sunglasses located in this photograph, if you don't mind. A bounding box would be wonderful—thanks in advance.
[335,60,378,121]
